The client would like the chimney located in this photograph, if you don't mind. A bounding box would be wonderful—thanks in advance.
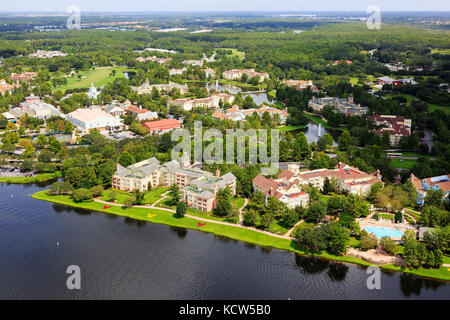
[216,169,220,178]
[213,184,217,194]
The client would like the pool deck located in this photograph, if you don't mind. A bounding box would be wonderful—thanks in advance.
[358,213,416,241]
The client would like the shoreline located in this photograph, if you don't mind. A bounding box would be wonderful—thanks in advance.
[0,172,62,184]
[31,189,450,282]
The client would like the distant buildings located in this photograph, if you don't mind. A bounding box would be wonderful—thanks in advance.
[261,162,382,198]
[103,100,132,118]
[183,59,204,67]
[169,68,187,76]
[203,68,216,78]
[125,105,158,121]
[136,56,172,64]
[281,80,318,91]
[333,60,352,65]
[66,108,123,133]
[29,50,67,59]
[377,77,417,86]
[0,79,20,96]
[10,71,38,82]
[143,118,181,134]
[112,155,236,212]
[167,93,234,111]
[409,173,450,205]
[222,69,269,82]
[368,114,412,147]
[308,96,368,116]
[131,79,188,95]
[212,104,289,124]
[3,94,62,120]
[87,84,101,100]
[252,174,310,209]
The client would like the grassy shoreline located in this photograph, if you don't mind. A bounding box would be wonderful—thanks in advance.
[32,189,450,281]
[0,172,62,184]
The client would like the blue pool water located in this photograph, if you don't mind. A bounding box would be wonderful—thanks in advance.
[363,226,404,238]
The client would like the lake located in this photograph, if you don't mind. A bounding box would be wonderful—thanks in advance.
[0,183,448,299]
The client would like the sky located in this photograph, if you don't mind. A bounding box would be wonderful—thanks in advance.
[0,0,449,12]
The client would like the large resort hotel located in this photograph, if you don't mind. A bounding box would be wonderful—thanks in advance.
[112,154,236,212]
[253,162,382,209]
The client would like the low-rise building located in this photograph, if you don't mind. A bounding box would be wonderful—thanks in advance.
[377,77,417,86]
[256,162,382,199]
[252,174,309,208]
[125,105,158,121]
[203,68,216,78]
[169,68,187,76]
[143,118,181,134]
[29,50,67,59]
[16,94,63,119]
[281,80,318,91]
[308,96,368,116]
[368,114,412,147]
[222,69,269,82]
[212,104,289,124]
[136,56,172,64]
[409,173,450,205]
[10,71,38,82]
[131,79,188,95]
[67,108,123,133]
[112,155,237,212]
[0,79,20,96]
[167,93,234,111]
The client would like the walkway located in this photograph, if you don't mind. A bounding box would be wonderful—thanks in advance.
[284,219,304,238]
[93,195,295,241]
[238,198,249,224]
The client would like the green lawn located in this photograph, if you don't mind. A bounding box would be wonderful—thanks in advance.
[32,189,450,281]
[215,48,245,60]
[0,172,62,184]
[390,159,417,169]
[431,48,450,55]
[55,66,131,91]
[144,187,168,204]
[233,197,245,210]
[279,125,306,132]
[386,93,450,114]
[100,187,168,205]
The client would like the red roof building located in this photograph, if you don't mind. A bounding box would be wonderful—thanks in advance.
[143,118,181,134]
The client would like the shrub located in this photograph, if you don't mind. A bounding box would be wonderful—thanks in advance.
[50,181,73,195]
[360,230,378,251]
[72,188,93,203]
[91,185,104,198]
[380,236,399,255]
[243,210,257,226]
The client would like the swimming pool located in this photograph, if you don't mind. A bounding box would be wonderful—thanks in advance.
[363,226,404,238]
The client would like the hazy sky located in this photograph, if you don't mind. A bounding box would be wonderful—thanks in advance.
[1,0,449,12]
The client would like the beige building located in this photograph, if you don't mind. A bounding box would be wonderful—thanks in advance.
[112,154,237,212]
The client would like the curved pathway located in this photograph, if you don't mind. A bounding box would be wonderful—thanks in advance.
[238,198,248,224]
[94,195,295,240]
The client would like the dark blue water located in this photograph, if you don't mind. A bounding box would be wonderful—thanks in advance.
[0,183,448,299]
